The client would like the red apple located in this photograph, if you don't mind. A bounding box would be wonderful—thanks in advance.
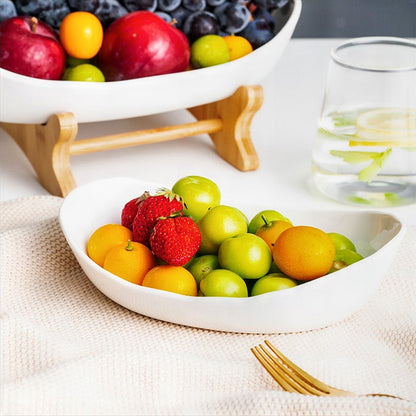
[0,16,65,80]
[97,11,190,81]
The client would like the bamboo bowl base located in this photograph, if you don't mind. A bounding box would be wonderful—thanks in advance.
[0,85,263,197]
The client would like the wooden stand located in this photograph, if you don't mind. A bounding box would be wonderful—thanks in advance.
[0,85,263,197]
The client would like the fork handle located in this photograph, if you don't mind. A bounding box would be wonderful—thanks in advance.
[365,393,408,401]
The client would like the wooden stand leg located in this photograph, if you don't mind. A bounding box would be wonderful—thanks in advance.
[1,113,78,196]
[1,85,264,197]
[188,85,264,171]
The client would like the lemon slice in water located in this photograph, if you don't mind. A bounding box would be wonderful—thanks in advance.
[351,108,416,147]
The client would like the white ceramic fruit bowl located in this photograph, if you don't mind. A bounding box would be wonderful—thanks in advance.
[59,177,405,334]
[0,0,301,124]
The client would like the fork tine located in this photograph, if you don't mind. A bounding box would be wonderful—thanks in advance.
[253,341,400,399]
[264,340,337,395]
[251,346,308,394]
[258,344,327,396]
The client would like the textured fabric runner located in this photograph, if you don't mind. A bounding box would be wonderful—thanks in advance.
[1,196,415,416]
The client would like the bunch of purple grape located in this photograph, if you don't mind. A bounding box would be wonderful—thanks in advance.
[2,0,293,49]
[6,0,129,29]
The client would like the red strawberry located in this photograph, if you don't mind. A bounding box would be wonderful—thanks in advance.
[121,191,149,230]
[150,215,201,266]
[132,188,184,246]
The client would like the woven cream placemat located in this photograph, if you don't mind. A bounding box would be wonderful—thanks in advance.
[1,196,415,416]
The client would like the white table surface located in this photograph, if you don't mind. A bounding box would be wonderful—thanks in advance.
[1,38,415,225]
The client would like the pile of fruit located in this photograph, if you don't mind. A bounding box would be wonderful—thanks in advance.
[0,0,293,82]
[87,175,364,298]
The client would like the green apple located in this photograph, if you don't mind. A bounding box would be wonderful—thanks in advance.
[172,175,221,221]
[200,269,248,297]
[251,273,297,296]
[248,209,292,234]
[330,249,364,273]
[187,254,220,286]
[218,233,272,280]
[328,232,357,252]
[197,205,248,254]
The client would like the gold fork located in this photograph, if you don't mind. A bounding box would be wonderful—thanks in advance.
[251,340,404,399]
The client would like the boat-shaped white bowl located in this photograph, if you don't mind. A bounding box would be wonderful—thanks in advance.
[0,0,301,124]
[59,177,405,333]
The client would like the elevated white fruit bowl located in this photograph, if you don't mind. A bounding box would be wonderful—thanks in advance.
[59,177,405,334]
[0,0,301,124]
[0,0,302,198]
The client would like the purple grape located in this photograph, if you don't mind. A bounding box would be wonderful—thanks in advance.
[183,10,219,43]
[170,5,192,29]
[206,0,226,6]
[155,10,173,22]
[15,0,71,30]
[212,1,228,21]
[122,0,157,12]
[0,0,17,22]
[14,0,50,16]
[216,2,250,33]
[183,0,206,13]
[95,0,128,27]
[68,0,99,12]
[158,0,181,12]
[239,19,274,49]
[68,0,128,27]
[252,7,275,32]
[253,0,289,8]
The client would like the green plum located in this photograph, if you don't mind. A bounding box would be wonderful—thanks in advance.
[218,233,272,280]
[190,34,230,68]
[328,232,357,252]
[197,205,248,254]
[65,63,105,82]
[200,269,248,297]
[330,249,364,273]
[248,210,292,234]
[187,254,220,286]
[172,175,221,221]
[251,273,297,296]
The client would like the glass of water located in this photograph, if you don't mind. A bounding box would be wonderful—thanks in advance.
[312,37,416,207]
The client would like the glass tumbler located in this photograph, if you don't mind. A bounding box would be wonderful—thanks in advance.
[312,37,416,207]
